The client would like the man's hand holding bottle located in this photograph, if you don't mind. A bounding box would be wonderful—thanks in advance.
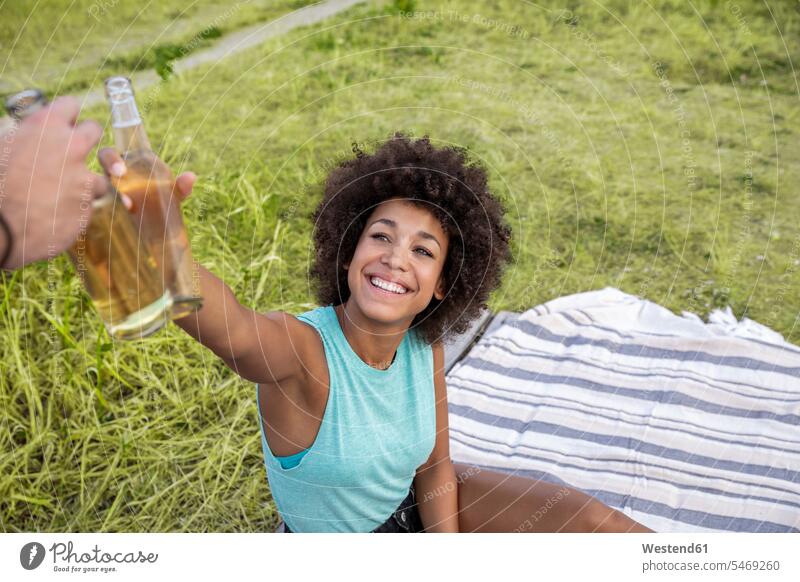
[0,96,196,271]
[0,96,105,270]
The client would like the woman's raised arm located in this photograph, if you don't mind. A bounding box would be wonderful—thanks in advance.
[174,263,308,385]
[96,147,308,386]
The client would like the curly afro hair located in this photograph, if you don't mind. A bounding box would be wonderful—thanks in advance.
[308,133,512,346]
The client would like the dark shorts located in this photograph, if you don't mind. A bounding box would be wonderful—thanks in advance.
[280,485,424,533]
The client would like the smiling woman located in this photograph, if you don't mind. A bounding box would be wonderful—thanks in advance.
[166,133,515,532]
[247,134,517,532]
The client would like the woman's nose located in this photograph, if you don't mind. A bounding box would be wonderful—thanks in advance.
[383,246,409,271]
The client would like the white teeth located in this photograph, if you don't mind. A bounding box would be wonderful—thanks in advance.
[370,276,407,294]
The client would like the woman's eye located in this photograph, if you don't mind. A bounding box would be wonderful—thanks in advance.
[371,234,432,258]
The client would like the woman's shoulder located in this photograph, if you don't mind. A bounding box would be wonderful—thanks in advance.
[258,309,330,409]
[247,307,329,386]
[292,305,333,347]
[261,308,325,344]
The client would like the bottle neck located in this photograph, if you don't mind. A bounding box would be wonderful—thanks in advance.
[112,122,151,155]
[107,82,151,154]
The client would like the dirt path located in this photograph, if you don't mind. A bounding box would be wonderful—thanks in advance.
[80,0,366,108]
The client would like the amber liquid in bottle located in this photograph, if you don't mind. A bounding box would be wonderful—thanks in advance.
[67,191,171,339]
[105,77,202,319]
[5,89,171,340]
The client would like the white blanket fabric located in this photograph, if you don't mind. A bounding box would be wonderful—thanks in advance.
[446,287,800,532]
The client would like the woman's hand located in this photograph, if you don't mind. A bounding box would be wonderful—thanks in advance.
[97,147,196,210]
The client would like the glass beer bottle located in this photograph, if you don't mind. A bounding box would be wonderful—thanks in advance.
[104,76,203,319]
[4,89,171,339]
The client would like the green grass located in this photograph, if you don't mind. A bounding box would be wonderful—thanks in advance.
[0,0,317,94]
[2,0,799,531]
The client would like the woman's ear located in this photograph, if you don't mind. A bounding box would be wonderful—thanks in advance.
[344,261,349,270]
[434,274,445,301]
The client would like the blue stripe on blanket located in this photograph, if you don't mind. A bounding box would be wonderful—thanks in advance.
[449,427,800,503]
[479,335,800,398]
[511,319,800,379]
[459,355,800,426]
[448,376,800,455]
[558,311,800,357]
[450,402,800,483]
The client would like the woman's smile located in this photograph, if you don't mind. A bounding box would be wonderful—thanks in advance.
[365,273,413,299]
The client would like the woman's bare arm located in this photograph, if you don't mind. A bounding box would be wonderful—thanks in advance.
[174,262,308,385]
[414,343,460,532]
[96,147,308,386]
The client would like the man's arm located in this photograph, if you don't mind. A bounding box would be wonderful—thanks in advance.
[414,341,459,532]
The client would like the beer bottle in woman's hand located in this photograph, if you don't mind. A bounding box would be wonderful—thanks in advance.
[104,76,203,320]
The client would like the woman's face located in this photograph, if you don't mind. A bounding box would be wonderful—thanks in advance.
[344,198,449,325]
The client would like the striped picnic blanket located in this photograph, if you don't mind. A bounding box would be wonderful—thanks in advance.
[446,287,800,532]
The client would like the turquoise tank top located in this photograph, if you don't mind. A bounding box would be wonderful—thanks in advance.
[256,305,436,532]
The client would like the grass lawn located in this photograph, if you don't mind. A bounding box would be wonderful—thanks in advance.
[1,0,799,531]
[0,0,316,94]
